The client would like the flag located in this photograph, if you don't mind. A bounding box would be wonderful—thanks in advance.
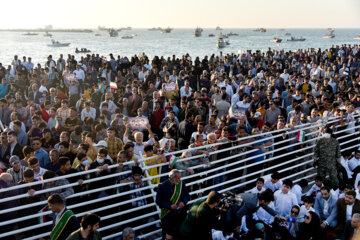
[54,117,60,130]
[249,79,254,87]
[175,78,179,90]
[38,206,47,224]
[158,90,164,98]
[169,154,178,168]
[229,105,235,118]
[110,82,118,89]
[296,130,306,142]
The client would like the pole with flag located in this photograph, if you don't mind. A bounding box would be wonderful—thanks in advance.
[54,117,60,130]
[169,154,178,168]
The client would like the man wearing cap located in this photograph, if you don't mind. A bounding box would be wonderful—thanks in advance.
[93,140,113,161]
[6,155,26,185]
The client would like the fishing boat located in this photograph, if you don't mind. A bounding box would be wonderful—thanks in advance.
[108,29,118,37]
[22,32,38,36]
[47,40,70,47]
[227,32,239,36]
[323,29,335,39]
[148,27,162,31]
[216,37,226,48]
[285,32,291,36]
[161,27,172,33]
[270,37,282,43]
[194,27,202,37]
[75,48,91,53]
[208,34,215,37]
[216,26,223,30]
[44,32,52,37]
[355,35,360,40]
[121,35,133,39]
[287,36,306,42]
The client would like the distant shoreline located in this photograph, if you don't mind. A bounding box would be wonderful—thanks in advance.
[0,29,93,33]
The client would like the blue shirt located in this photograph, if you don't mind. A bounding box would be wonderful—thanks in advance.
[248,136,268,162]
[17,130,28,147]
[35,148,50,168]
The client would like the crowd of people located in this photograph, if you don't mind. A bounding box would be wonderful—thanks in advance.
[0,43,360,240]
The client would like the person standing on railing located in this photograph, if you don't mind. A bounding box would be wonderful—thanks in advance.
[47,193,80,240]
[156,169,189,240]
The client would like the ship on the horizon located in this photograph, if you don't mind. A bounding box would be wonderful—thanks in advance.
[254,28,266,32]
[216,26,223,30]
[161,27,172,33]
[194,27,202,37]
[148,27,162,31]
[108,29,118,37]
[323,28,335,39]
[22,32,38,36]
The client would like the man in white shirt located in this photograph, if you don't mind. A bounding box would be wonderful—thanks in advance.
[138,66,146,82]
[349,150,360,173]
[280,69,290,83]
[169,70,178,83]
[81,102,96,121]
[305,175,324,196]
[235,95,251,113]
[73,64,85,82]
[264,172,282,193]
[190,122,207,142]
[123,124,155,158]
[291,179,308,204]
[274,179,298,217]
[180,80,192,97]
[250,178,265,194]
[100,92,117,114]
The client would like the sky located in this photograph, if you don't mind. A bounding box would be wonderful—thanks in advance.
[0,0,359,29]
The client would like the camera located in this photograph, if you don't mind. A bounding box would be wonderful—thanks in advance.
[219,191,243,209]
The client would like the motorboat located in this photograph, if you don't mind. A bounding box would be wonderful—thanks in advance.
[225,40,230,45]
[121,35,133,39]
[47,40,70,47]
[270,37,282,43]
[285,32,291,36]
[217,37,226,48]
[208,34,215,37]
[44,32,52,37]
[108,29,118,37]
[323,29,335,38]
[227,32,239,36]
[355,35,360,40]
[287,36,306,41]
[75,48,91,53]
[22,32,38,36]
[216,26,223,30]
[161,27,172,33]
[194,27,202,37]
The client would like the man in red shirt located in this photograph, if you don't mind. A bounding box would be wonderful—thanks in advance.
[151,100,165,138]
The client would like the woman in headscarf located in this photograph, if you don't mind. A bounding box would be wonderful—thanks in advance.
[296,211,324,240]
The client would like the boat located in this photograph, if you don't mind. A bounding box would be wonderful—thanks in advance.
[161,27,172,33]
[44,32,52,37]
[217,33,228,39]
[121,35,133,39]
[280,28,285,31]
[208,34,215,37]
[227,32,239,36]
[132,34,137,37]
[148,27,162,31]
[108,29,118,37]
[22,32,38,36]
[287,36,306,42]
[216,37,226,48]
[254,28,266,32]
[260,28,266,32]
[270,37,282,43]
[120,27,132,30]
[323,28,335,38]
[355,35,360,40]
[225,40,230,45]
[216,26,223,30]
[75,48,91,53]
[95,33,101,36]
[194,27,202,37]
[285,32,291,36]
[47,40,70,47]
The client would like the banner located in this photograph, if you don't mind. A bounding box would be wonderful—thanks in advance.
[163,82,177,92]
[65,73,77,82]
[229,107,245,120]
[128,117,149,129]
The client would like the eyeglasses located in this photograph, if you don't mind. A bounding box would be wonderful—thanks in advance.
[291,211,299,215]
[305,215,310,219]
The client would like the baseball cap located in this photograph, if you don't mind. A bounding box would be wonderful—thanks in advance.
[254,112,262,118]
[93,140,108,148]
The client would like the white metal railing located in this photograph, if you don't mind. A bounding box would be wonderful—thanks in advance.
[0,115,359,240]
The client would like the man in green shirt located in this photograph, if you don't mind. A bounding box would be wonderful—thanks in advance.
[66,213,101,240]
